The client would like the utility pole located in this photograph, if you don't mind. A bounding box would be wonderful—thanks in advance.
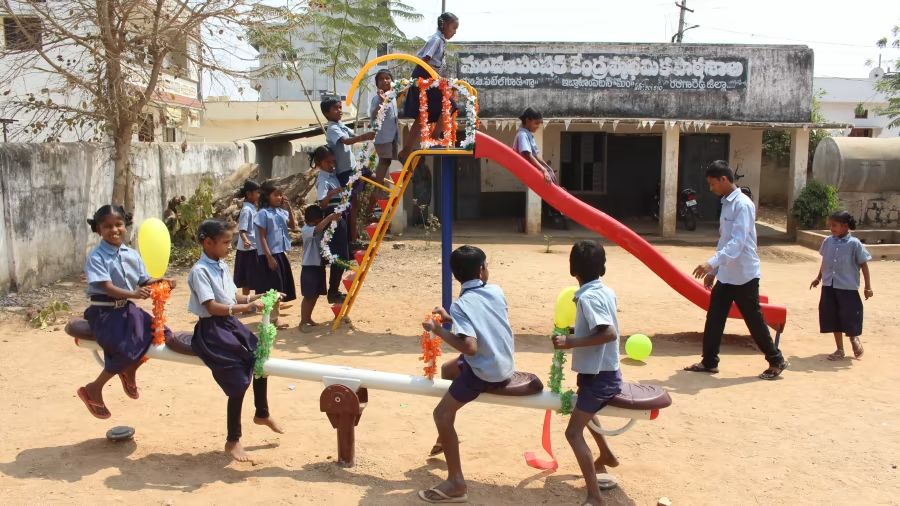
[441,1,446,12]
[672,1,697,43]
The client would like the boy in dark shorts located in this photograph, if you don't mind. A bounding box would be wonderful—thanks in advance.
[419,245,515,504]
[299,205,341,332]
[552,240,623,506]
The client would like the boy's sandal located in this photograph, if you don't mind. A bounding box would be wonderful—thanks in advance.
[683,363,719,374]
[417,488,468,503]
[118,374,140,399]
[77,387,111,419]
[428,444,444,456]
[850,337,864,358]
[759,362,788,381]
[826,350,845,361]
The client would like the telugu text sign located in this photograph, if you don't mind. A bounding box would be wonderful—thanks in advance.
[458,53,749,92]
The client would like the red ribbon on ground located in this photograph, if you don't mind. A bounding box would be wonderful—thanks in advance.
[523,409,559,471]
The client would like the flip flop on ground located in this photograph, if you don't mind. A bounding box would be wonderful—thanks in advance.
[683,363,719,374]
[759,362,788,380]
[417,488,468,503]
[77,387,111,419]
[826,349,845,361]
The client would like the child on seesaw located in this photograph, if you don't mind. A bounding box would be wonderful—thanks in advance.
[78,205,176,419]
[188,219,284,462]
[420,245,516,503]
[552,240,623,506]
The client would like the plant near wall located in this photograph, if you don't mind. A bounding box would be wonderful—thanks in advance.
[167,178,215,266]
[790,180,840,229]
[762,90,829,168]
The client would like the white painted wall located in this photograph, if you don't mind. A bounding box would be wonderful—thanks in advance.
[815,76,898,138]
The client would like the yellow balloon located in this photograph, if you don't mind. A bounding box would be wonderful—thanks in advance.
[137,218,171,279]
[554,286,578,329]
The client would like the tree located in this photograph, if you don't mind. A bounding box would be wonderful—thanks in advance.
[0,0,298,212]
[874,23,900,128]
[762,90,829,168]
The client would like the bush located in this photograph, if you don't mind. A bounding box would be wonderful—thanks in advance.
[167,177,215,266]
[790,180,840,229]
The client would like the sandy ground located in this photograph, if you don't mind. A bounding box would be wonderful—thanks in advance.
[1,236,899,505]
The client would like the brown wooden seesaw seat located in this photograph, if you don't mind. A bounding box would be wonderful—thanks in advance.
[64,319,671,412]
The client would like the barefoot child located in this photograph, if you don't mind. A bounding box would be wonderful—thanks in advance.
[78,205,175,419]
[513,107,556,184]
[810,211,874,360]
[314,145,351,305]
[299,204,341,331]
[551,240,622,506]
[233,179,261,297]
[419,245,515,503]
[367,68,399,216]
[255,181,297,327]
[188,220,284,462]
[322,98,376,245]
[399,12,459,162]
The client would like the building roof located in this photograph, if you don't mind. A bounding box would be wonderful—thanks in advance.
[814,77,889,104]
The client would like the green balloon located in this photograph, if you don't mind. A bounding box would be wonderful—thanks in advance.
[625,334,653,361]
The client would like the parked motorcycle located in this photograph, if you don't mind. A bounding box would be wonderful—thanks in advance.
[735,169,752,199]
[652,183,700,231]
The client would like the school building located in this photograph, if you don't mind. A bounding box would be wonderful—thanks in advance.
[416,42,827,236]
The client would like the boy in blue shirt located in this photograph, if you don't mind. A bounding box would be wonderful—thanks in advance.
[552,240,622,506]
[420,245,515,503]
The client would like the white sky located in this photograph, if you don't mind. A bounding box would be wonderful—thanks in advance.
[397,0,900,78]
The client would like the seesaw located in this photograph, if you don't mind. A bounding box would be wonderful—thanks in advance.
[65,319,671,466]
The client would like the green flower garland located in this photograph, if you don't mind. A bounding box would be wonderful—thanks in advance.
[253,290,280,379]
[549,326,575,415]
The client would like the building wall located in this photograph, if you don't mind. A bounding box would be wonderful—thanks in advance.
[457,42,813,122]
[0,142,249,293]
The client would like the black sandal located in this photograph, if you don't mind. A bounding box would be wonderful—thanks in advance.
[683,363,719,374]
[759,362,788,380]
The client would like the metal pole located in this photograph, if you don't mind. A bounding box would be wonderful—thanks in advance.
[441,156,453,316]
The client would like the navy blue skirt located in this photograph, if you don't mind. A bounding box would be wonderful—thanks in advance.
[256,251,297,302]
[84,300,170,374]
[191,316,258,397]
[233,249,261,290]
[819,285,864,337]
[402,65,458,123]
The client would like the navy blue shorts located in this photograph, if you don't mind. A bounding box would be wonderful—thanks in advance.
[300,265,327,298]
[819,285,863,337]
[336,168,373,198]
[448,355,510,404]
[575,370,623,414]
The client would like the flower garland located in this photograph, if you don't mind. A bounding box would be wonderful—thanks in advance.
[149,281,171,345]
[419,314,443,380]
[549,327,575,415]
[253,290,280,379]
[450,78,478,150]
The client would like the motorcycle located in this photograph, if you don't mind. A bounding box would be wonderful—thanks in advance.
[652,183,700,231]
[735,168,752,199]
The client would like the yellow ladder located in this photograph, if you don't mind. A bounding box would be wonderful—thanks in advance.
[331,149,473,330]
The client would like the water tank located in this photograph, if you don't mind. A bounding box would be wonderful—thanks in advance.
[812,137,900,192]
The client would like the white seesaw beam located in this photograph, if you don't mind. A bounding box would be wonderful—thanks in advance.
[73,338,655,421]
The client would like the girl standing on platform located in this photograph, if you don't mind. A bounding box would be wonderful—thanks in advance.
[188,220,283,462]
[233,180,261,297]
[255,181,297,327]
[77,205,176,419]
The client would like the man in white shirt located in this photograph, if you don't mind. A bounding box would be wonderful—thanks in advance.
[685,161,787,380]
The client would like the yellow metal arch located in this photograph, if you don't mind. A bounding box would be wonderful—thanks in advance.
[345,53,438,107]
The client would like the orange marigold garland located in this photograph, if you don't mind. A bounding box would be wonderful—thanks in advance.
[439,79,454,148]
[418,78,433,147]
[420,314,443,380]
[149,281,172,345]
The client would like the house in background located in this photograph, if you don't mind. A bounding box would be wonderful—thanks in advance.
[815,68,898,138]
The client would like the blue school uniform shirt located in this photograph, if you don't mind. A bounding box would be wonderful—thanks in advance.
[236,202,258,251]
[254,207,291,255]
[187,253,237,318]
[326,121,356,175]
[571,279,621,374]
[370,93,399,145]
[417,31,447,69]
[301,224,323,267]
[84,240,150,296]
[513,127,539,157]
[449,279,515,383]
[317,170,343,207]
[820,234,872,290]
[708,188,761,285]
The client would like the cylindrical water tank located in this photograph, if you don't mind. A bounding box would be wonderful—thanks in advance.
[812,137,900,192]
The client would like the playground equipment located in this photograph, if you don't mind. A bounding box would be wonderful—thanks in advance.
[332,55,789,342]
[64,318,672,466]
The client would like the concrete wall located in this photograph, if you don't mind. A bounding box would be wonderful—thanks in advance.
[457,42,813,122]
[0,142,249,293]
[760,156,790,207]
[838,193,900,229]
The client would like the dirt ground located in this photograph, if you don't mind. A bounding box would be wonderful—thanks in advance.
[1,236,898,505]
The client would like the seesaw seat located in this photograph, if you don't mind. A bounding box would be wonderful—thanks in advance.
[64,319,671,410]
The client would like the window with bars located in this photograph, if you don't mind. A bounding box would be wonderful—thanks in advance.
[3,17,43,51]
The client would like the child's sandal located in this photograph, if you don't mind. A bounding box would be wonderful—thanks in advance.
[850,337,864,358]
[826,349,845,361]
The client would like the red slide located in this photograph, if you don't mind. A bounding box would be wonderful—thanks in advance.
[474,132,787,330]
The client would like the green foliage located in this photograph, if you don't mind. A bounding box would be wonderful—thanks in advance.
[762,90,829,168]
[790,180,840,229]
[874,24,900,129]
[29,299,70,329]
[168,178,215,266]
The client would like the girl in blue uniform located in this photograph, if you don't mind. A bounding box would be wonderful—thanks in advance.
[188,219,284,462]
[233,179,261,296]
[255,181,298,327]
[78,205,175,419]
